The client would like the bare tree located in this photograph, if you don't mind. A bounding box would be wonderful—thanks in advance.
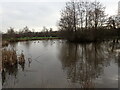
[7,27,15,35]
[58,0,107,41]
[90,1,106,29]
[107,16,118,29]
[58,1,79,40]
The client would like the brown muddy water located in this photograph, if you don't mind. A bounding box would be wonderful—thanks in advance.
[2,40,120,88]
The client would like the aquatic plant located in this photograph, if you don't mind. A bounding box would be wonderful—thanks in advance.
[2,48,25,69]
[2,41,9,47]
[2,49,17,67]
[18,52,25,64]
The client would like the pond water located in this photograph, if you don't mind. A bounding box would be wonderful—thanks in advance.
[2,40,120,88]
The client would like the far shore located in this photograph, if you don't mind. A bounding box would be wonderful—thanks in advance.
[2,37,62,47]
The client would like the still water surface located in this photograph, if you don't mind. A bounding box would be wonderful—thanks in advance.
[2,40,119,88]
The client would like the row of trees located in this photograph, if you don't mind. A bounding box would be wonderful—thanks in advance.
[59,1,106,30]
[107,16,120,29]
[6,26,52,35]
[58,0,120,41]
[3,26,60,39]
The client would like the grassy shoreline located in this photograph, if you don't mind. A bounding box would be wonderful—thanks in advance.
[2,37,62,46]
[2,34,120,47]
[5,37,62,41]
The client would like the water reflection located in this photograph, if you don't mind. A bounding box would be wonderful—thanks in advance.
[2,40,119,88]
[42,40,49,47]
[8,42,18,49]
[2,59,25,86]
[42,40,55,47]
[23,41,32,49]
[58,41,119,88]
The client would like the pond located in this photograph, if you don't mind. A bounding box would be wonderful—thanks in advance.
[2,40,119,88]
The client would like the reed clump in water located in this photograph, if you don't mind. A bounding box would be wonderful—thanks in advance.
[2,49,17,67]
[2,49,25,68]
[2,49,26,85]
[2,41,9,47]
[18,52,25,64]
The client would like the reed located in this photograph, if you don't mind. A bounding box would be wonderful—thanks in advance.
[2,48,25,69]
[18,52,25,64]
[2,41,9,47]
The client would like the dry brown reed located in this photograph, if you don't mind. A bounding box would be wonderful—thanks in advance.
[2,48,25,69]
[18,52,25,64]
[2,49,17,66]
[2,41,9,47]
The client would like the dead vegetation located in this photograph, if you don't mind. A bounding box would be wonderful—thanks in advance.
[2,48,26,85]
[2,41,9,47]
[18,52,25,64]
[2,48,25,70]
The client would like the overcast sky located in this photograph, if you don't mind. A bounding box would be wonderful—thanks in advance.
[0,0,120,32]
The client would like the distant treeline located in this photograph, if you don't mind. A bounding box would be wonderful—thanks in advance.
[2,26,62,40]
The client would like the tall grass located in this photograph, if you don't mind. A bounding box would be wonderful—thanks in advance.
[3,37,62,43]
[2,41,9,47]
[2,48,26,85]
[2,49,25,70]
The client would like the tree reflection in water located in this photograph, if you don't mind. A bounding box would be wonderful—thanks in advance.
[58,41,119,88]
[2,40,119,88]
